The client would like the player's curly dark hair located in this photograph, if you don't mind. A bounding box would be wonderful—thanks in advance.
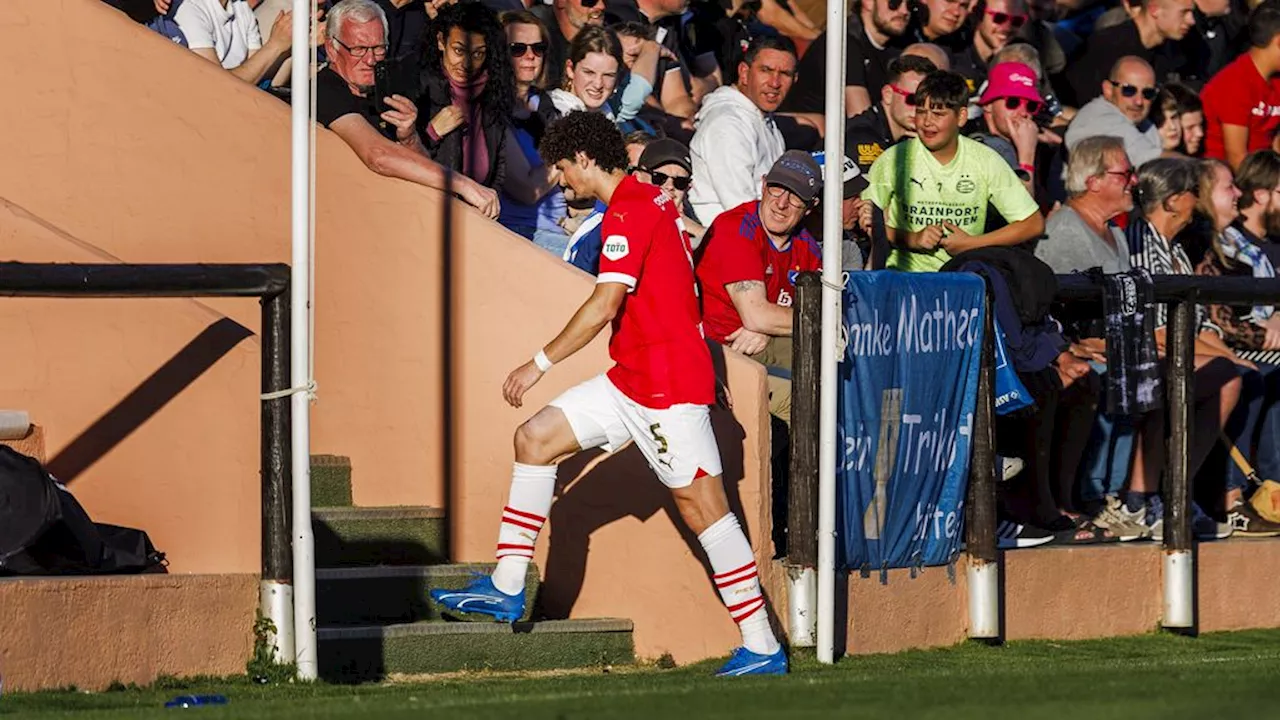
[538,111,629,172]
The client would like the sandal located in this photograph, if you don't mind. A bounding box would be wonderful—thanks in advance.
[1053,518,1121,545]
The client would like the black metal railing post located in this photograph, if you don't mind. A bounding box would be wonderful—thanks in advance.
[1163,298,1196,632]
[260,287,294,651]
[0,261,296,662]
[785,271,822,647]
[966,288,999,641]
[789,272,822,568]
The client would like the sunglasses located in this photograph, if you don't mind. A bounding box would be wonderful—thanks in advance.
[984,9,1028,27]
[887,0,905,10]
[580,0,601,7]
[647,170,692,191]
[1002,96,1042,114]
[509,41,547,58]
[888,84,918,106]
[1107,80,1158,101]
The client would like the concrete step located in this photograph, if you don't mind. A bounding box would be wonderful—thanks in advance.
[309,455,352,507]
[316,563,539,626]
[313,506,446,567]
[317,618,635,681]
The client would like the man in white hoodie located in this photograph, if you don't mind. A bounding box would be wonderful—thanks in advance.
[688,35,798,226]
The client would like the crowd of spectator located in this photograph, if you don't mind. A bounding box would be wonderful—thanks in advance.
[106,0,1280,547]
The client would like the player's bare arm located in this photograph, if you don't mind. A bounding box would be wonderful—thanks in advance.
[502,283,629,408]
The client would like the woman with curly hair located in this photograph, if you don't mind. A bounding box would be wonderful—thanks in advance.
[415,2,513,189]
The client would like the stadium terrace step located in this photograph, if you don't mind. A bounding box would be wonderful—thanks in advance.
[316,563,539,626]
[317,618,635,681]
[313,506,446,567]
[310,455,353,507]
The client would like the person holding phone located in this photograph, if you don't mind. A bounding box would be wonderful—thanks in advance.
[317,0,499,217]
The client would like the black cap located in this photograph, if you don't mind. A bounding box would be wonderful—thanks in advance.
[637,138,692,173]
[764,150,824,205]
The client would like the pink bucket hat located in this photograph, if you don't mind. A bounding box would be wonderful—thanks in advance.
[979,62,1043,106]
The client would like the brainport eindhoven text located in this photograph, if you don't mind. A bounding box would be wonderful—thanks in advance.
[846,291,982,357]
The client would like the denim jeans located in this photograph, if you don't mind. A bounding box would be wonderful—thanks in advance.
[532,228,570,259]
[1225,362,1280,489]
[1077,361,1137,502]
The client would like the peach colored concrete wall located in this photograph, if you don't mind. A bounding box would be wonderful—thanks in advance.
[0,0,781,668]
[0,200,262,575]
[0,425,46,464]
[842,541,1280,656]
[453,229,781,663]
[0,574,257,691]
[846,562,969,655]
[1005,544,1162,640]
[0,0,445,512]
[1199,540,1280,632]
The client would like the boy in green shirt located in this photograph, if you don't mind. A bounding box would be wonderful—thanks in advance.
[861,71,1045,272]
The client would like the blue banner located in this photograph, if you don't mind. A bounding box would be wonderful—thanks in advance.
[837,271,985,571]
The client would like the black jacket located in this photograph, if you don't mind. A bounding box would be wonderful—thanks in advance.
[415,71,507,190]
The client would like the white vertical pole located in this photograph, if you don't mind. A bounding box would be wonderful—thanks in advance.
[817,0,848,666]
[787,566,817,647]
[1163,550,1194,630]
[290,0,318,681]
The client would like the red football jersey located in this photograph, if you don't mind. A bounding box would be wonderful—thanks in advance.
[1202,53,1280,160]
[597,176,715,409]
[695,201,824,344]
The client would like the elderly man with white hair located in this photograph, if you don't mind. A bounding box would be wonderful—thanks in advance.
[314,0,499,217]
[1036,135,1135,274]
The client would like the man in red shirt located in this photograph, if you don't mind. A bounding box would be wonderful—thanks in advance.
[1201,0,1280,169]
[696,150,827,424]
[430,112,786,677]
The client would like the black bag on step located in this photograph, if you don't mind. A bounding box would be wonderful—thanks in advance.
[0,446,166,575]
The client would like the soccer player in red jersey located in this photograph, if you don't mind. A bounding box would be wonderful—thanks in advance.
[431,112,787,677]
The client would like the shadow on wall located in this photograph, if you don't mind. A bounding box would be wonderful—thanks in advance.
[48,317,253,484]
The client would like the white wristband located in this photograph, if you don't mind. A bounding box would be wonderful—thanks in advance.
[533,349,554,372]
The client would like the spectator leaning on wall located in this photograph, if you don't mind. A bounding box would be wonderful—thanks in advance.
[695,150,825,426]
[315,0,499,217]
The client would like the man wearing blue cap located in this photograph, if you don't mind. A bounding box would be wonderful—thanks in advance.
[696,150,824,425]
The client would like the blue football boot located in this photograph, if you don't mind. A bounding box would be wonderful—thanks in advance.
[430,575,526,623]
[714,646,789,676]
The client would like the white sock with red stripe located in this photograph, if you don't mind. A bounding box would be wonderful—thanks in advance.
[699,513,780,656]
[490,462,556,596]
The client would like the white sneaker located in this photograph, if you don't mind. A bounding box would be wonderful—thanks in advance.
[1093,496,1150,541]
[997,456,1024,482]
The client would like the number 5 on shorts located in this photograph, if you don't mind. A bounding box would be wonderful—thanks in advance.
[649,423,669,455]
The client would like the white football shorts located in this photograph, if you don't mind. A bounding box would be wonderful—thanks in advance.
[549,374,723,488]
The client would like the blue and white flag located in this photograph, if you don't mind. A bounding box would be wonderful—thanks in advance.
[837,271,985,570]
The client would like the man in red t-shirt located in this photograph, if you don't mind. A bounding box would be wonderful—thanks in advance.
[1201,1,1280,169]
[430,112,786,677]
[696,150,825,424]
